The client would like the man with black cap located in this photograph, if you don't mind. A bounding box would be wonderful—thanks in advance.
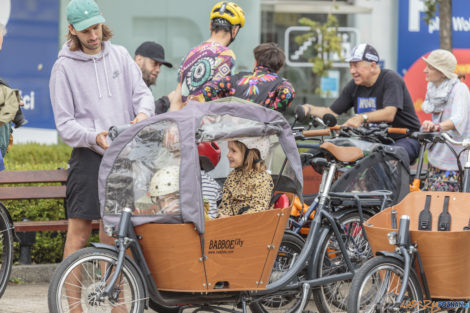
[301,43,421,164]
[135,41,174,114]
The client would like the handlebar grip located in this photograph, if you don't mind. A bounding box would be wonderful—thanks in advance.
[109,124,132,141]
[295,105,307,122]
[329,125,341,130]
[397,215,411,247]
[302,129,331,137]
[322,113,337,127]
[387,128,409,135]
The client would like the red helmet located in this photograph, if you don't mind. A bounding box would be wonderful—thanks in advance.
[198,141,221,171]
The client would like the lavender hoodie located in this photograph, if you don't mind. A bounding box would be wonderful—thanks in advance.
[50,41,154,155]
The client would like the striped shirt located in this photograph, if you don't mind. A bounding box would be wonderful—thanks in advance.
[201,171,222,219]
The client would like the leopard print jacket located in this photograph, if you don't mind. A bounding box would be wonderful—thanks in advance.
[219,168,274,216]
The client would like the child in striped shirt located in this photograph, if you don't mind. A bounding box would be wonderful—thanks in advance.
[198,142,222,219]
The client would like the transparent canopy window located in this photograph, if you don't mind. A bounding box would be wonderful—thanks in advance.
[198,114,298,194]
[104,120,181,217]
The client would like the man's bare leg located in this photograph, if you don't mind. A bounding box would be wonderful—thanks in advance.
[63,218,92,313]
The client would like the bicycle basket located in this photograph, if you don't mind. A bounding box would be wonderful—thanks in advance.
[365,191,470,299]
[331,144,410,205]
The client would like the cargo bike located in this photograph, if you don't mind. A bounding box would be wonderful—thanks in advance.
[347,132,470,313]
[47,99,391,313]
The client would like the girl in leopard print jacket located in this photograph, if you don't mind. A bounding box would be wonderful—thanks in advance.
[219,138,274,216]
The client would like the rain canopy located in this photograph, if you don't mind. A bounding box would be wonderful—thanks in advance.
[98,98,303,233]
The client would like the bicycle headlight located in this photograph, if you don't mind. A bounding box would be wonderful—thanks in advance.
[387,231,397,245]
[104,224,115,237]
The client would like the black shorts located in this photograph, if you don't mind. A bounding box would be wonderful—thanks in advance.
[66,148,102,220]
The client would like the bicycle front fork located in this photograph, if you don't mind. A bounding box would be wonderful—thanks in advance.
[101,207,133,300]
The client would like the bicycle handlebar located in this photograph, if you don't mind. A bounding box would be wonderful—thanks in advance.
[302,126,341,138]
[302,129,331,137]
[387,128,409,135]
[441,132,470,148]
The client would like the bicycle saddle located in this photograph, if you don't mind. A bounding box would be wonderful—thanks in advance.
[320,142,364,163]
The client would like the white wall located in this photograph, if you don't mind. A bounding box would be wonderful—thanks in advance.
[353,0,399,71]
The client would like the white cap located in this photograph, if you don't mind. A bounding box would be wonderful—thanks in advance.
[237,137,270,160]
[149,165,179,197]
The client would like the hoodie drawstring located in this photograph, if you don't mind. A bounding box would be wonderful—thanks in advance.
[103,56,112,97]
[92,58,103,99]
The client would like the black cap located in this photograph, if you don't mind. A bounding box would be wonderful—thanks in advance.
[135,41,173,68]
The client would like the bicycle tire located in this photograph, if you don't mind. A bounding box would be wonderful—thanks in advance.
[0,206,13,298]
[249,232,307,313]
[312,211,373,313]
[347,256,424,313]
[48,247,145,313]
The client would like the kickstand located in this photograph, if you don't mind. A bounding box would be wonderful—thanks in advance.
[295,283,311,313]
[241,296,248,313]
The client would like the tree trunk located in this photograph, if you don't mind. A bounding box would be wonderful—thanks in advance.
[439,0,452,50]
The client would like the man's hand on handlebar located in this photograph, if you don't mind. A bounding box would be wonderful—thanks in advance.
[96,131,109,150]
[343,114,365,128]
[297,104,337,121]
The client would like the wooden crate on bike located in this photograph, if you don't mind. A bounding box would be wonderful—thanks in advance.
[135,207,290,292]
[364,191,470,299]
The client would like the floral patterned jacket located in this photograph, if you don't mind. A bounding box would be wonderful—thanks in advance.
[202,66,295,113]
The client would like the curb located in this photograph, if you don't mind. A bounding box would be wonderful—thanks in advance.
[10,263,58,283]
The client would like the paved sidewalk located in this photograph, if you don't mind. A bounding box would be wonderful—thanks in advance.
[1,264,157,313]
[0,282,157,313]
[0,282,49,313]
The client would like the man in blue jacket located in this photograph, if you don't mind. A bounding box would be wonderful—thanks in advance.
[49,0,154,260]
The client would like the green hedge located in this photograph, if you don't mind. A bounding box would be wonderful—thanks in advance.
[4,143,98,264]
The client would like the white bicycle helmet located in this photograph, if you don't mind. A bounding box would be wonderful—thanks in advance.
[237,137,270,160]
[149,165,179,197]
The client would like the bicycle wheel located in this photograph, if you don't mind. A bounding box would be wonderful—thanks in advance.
[249,232,307,313]
[48,247,145,313]
[0,206,13,298]
[312,212,373,313]
[347,256,424,313]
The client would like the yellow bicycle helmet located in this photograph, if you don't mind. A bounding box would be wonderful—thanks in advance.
[210,2,245,28]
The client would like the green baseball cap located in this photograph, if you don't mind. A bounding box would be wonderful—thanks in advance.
[66,0,106,31]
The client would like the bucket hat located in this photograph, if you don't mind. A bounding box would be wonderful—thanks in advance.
[67,0,105,31]
[422,49,457,79]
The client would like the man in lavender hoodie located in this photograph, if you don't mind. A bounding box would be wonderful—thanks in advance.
[49,0,155,260]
